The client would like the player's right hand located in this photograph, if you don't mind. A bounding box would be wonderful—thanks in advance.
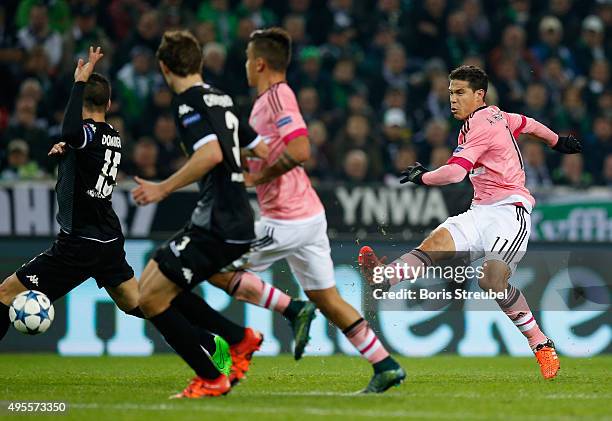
[553,134,582,154]
[48,142,66,156]
[74,46,104,83]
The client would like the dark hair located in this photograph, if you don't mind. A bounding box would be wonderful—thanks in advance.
[249,27,292,71]
[156,30,202,76]
[449,65,488,94]
[83,73,110,111]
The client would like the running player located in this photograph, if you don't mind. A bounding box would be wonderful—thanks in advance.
[131,31,265,398]
[207,28,406,393]
[359,65,582,380]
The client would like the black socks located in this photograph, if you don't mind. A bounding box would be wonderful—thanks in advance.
[172,291,245,345]
[149,305,220,379]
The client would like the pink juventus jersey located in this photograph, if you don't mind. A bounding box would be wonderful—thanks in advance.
[248,82,324,220]
[447,105,554,211]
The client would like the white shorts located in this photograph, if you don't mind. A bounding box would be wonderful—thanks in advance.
[440,203,531,274]
[233,212,336,291]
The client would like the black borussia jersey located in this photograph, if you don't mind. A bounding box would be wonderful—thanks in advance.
[56,82,122,241]
[172,83,255,242]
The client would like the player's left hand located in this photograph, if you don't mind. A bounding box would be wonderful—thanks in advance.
[553,134,582,154]
[132,176,168,205]
[48,142,66,156]
[399,162,429,185]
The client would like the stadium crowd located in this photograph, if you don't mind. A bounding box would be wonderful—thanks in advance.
[0,0,610,188]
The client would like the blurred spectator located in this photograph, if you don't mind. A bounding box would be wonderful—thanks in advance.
[236,0,277,29]
[61,4,114,75]
[304,119,332,181]
[531,16,575,74]
[196,0,237,44]
[0,139,46,180]
[333,114,383,178]
[553,154,592,188]
[115,10,161,71]
[108,0,151,41]
[289,46,332,111]
[489,25,540,84]
[408,0,448,59]
[423,72,452,121]
[329,58,358,111]
[4,97,49,170]
[584,59,610,111]
[521,82,551,126]
[122,137,162,179]
[445,10,479,69]
[320,25,362,72]
[342,149,369,182]
[602,154,612,186]
[553,86,591,137]
[152,113,182,175]
[225,17,256,98]
[522,140,553,189]
[203,42,230,92]
[116,46,163,129]
[16,3,63,71]
[573,15,608,76]
[16,0,71,33]
[547,0,581,45]
[384,145,417,186]
[429,145,452,169]
[381,108,412,172]
[297,87,321,122]
[492,58,525,111]
[157,0,195,31]
[416,118,450,164]
[585,116,612,177]
[193,21,217,47]
[541,57,572,106]
[462,0,490,45]
[283,14,309,57]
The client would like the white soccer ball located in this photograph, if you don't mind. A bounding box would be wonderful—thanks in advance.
[9,290,54,335]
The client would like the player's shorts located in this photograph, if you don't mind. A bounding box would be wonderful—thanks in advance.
[15,231,135,302]
[440,203,531,274]
[229,212,336,291]
[153,223,251,290]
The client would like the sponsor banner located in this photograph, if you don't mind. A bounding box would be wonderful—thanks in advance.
[1,240,610,356]
[0,183,611,241]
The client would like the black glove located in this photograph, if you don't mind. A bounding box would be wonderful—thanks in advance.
[553,134,582,154]
[400,162,429,185]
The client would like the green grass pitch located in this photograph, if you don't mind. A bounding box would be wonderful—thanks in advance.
[1,354,610,420]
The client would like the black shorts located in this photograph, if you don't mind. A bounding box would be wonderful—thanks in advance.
[16,232,134,302]
[153,224,251,290]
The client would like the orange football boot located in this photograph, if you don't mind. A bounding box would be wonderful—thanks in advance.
[170,375,230,399]
[229,328,264,385]
[535,339,560,380]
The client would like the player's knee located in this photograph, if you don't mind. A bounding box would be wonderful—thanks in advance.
[137,292,159,317]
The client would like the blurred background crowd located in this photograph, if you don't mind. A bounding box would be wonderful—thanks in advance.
[0,0,610,188]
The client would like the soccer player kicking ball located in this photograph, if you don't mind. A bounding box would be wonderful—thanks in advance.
[208,28,406,393]
[359,65,582,380]
[132,31,268,398]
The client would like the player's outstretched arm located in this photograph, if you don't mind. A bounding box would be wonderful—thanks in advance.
[245,135,309,186]
[131,140,223,205]
[61,46,104,149]
[400,162,467,186]
[510,113,582,153]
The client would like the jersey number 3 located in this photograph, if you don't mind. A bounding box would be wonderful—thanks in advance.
[95,149,121,198]
[224,111,244,182]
